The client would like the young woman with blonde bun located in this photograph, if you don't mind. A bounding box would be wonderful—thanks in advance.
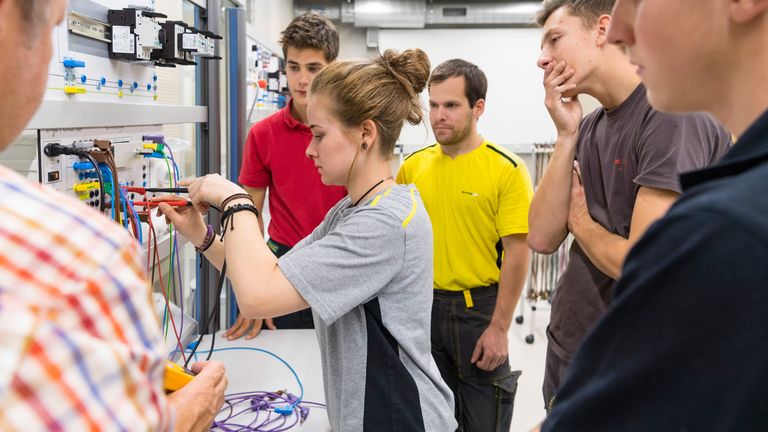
[158,48,457,431]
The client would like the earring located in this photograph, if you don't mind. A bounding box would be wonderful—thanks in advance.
[361,142,367,150]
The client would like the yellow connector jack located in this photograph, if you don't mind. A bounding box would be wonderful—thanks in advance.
[143,143,158,151]
[73,181,99,192]
[64,86,86,94]
[164,361,195,392]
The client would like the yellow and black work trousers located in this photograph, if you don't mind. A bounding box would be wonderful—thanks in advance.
[431,284,521,432]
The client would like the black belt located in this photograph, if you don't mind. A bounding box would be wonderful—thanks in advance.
[433,283,498,308]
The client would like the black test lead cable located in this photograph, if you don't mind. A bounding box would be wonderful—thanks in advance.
[185,261,227,367]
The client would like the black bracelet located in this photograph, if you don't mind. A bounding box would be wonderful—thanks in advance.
[220,203,259,241]
[221,193,253,211]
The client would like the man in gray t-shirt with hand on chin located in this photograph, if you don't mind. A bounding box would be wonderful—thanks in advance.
[527,0,732,411]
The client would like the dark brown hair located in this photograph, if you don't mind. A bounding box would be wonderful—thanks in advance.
[279,12,339,63]
[428,59,487,108]
[536,0,615,28]
[310,49,431,159]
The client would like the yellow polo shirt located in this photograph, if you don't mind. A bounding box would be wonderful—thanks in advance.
[397,140,533,291]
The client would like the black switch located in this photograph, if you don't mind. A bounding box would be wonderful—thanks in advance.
[47,171,60,182]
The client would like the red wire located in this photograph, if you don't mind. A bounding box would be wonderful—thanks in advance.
[145,194,153,272]
[147,205,187,364]
[123,192,139,240]
[152,225,187,364]
[133,201,189,208]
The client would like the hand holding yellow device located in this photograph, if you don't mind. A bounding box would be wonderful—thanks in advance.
[164,361,195,392]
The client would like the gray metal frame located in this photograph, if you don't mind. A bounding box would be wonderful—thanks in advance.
[196,0,224,335]
[27,102,206,129]
[223,7,247,328]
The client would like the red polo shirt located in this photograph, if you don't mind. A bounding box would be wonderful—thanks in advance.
[239,99,347,247]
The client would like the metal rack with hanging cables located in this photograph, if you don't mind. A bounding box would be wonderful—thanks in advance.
[515,142,572,344]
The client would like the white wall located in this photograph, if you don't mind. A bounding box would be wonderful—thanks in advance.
[338,23,378,60]
[379,28,557,154]
[332,23,602,179]
[246,0,294,54]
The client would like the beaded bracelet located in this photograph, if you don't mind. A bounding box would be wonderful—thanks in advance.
[195,224,215,253]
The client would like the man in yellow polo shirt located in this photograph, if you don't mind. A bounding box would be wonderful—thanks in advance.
[397,59,533,431]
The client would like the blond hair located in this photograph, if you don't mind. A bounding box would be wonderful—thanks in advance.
[310,49,430,159]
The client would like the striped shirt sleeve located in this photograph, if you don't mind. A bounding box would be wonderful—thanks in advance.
[0,168,171,431]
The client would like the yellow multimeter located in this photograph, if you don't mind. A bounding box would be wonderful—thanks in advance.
[164,361,195,392]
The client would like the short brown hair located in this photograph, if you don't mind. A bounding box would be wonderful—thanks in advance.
[279,12,339,63]
[536,0,615,28]
[428,59,487,108]
[311,49,430,159]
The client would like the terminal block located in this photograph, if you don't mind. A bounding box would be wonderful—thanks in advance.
[152,21,196,66]
[108,8,167,62]
[153,21,222,67]
[179,29,222,60]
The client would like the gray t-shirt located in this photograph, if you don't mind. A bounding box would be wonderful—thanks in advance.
[548,84,732,362]
[279,184,457,432]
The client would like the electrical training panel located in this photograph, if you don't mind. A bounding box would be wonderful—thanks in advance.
[36,125,197,357]
[58,3,221,102]
[38,126,184,252]
[247,41,289,117]
[19,0,218,359]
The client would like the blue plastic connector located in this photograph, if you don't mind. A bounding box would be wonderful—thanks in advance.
[63,59,85,68]
[72,161,95,171]
[99,164,113,182]
[274,406,294,416]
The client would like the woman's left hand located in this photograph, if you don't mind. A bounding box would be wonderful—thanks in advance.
[181,174,247,211]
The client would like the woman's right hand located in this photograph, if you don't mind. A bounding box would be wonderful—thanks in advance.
[167,361,227,432]
[154,196,208,247]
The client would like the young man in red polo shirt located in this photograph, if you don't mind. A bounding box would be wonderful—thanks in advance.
[224,12,345,339]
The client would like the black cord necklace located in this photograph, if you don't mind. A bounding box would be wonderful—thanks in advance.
[352,177,393,207]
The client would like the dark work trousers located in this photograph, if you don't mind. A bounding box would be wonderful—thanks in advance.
[542,341,569,413]
[432,285,521,432]
[259,238,314,329]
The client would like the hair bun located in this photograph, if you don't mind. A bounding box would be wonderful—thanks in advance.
[309,48,431,153]
[377,49,431,95]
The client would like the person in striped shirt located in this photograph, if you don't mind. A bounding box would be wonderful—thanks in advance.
[0,1,227,430]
